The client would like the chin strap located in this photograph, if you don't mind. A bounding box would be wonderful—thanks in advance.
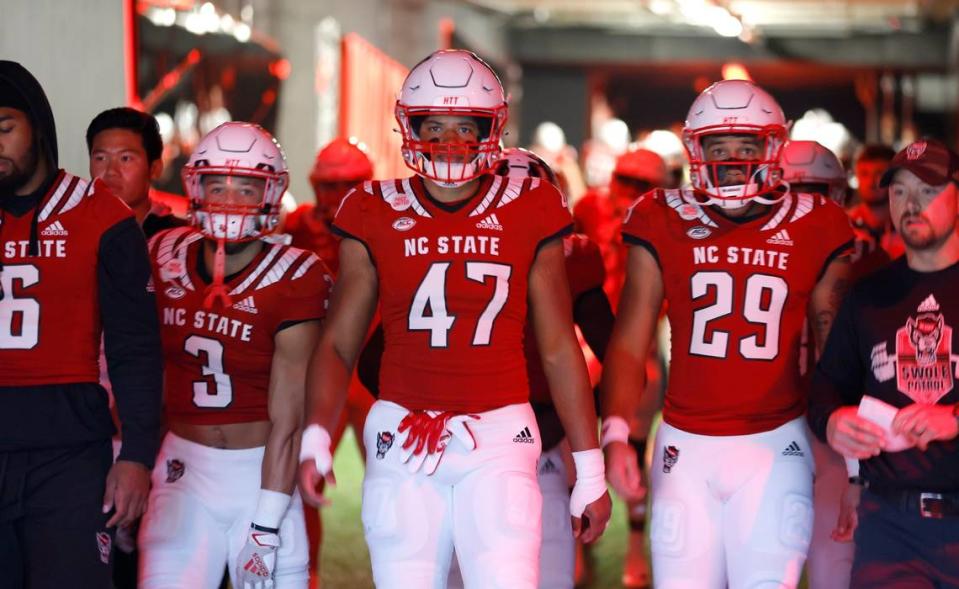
[203,239,233,309]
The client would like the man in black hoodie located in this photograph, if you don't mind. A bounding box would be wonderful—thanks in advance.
[0,61,162,588]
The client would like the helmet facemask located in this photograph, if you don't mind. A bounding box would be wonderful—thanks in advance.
[684,128,787,208]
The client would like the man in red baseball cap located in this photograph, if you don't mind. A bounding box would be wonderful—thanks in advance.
[810,137,959,588]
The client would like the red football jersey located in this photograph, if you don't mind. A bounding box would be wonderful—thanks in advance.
[622,189,854,435]
[148,227,332,425]
[333,174,573,413]
[526,234,605,403]
[285,204,342,275]
[0,172,132,385]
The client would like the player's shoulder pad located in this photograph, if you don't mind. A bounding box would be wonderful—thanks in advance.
[623,187,670,223]
[494,175,556,210]
[149,226,200,262]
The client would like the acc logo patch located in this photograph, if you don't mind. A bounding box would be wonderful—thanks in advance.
[686,226,712,240]
[166,459,185,483]
[376,432,395,459]
[662,445,680,473]
[392,217,416,232]
[164,285,186,300]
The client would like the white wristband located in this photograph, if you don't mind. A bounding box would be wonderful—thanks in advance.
[844,457,860,477]
[253,489,291,530]
[600,416,630,449]
[569,448,606,518]
[299,424,333,475]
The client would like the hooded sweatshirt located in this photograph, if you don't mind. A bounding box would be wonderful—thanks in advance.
[0,60,162,469]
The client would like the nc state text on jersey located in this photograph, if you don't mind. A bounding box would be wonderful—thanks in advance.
[404,235,501,257]
[693,245,790,270]
[163,308,253,342]
[4,239,67,259]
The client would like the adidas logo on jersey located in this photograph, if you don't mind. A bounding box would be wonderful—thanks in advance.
[918,294,940,313]
[539,457,558,475]
[232,296,258,314]
[782,441,804,457]
[513,426,535,444]
[476,213,504,232]
[766,229,794,246]
[41,220,68,237]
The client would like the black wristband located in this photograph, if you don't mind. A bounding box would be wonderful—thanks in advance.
[848,476,867,487]
[251,523,280,534]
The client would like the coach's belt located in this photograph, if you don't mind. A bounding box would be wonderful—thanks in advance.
[869,486,959,519]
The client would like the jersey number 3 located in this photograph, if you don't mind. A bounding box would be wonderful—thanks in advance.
[409,262,511,348]
[184,335,234,407]
[689,271,787,360]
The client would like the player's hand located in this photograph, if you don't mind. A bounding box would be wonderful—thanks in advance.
[298,424,335,507]
[573,491,612,545]
[297,460,335,508]
[826,407,885,459]
[103,460,151,528]
[831,483,862,543]
[604,441,645,502]
[892,403,959,451]
[235,525,280,589]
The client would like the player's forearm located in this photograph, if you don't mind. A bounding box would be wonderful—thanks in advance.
[261,418,300,494]
[599,343,646,421]
[305,339,354,432]
[543,339,599,451]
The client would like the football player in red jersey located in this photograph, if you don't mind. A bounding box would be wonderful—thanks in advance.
[137,122,332,589]
[286,137,375,588]
[298,50,611,589]
[602,80,854,589]
[0,61,163,588]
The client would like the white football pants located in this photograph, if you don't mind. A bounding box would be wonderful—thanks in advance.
[362,400,543,589]
[446,444,574,589]
[138,432,309,588]
[649,417,814,589]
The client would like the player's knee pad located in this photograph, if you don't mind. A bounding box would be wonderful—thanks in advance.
[362,478,433,559]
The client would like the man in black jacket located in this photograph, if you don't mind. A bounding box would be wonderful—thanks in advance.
[0,61,163,588]
[809,138,959,588]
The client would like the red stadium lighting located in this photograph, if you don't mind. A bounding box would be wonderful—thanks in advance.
[722,62,752,81]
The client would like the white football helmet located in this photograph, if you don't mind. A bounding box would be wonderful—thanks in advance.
[780,140,847,205]
[492,147,558,186]
[683,79,788,207]
[183,122,289,242]
[395,50,508,187]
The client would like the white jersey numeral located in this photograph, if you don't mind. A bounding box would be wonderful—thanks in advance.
[0,264,40,349]
[184,335,234,407]
[408,261,512,348]
[689,271,788,360]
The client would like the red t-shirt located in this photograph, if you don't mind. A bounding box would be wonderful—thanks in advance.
[0,172,131,385]
[148,227,332,425]
[333,174,573,413]
[622,189,854,435]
